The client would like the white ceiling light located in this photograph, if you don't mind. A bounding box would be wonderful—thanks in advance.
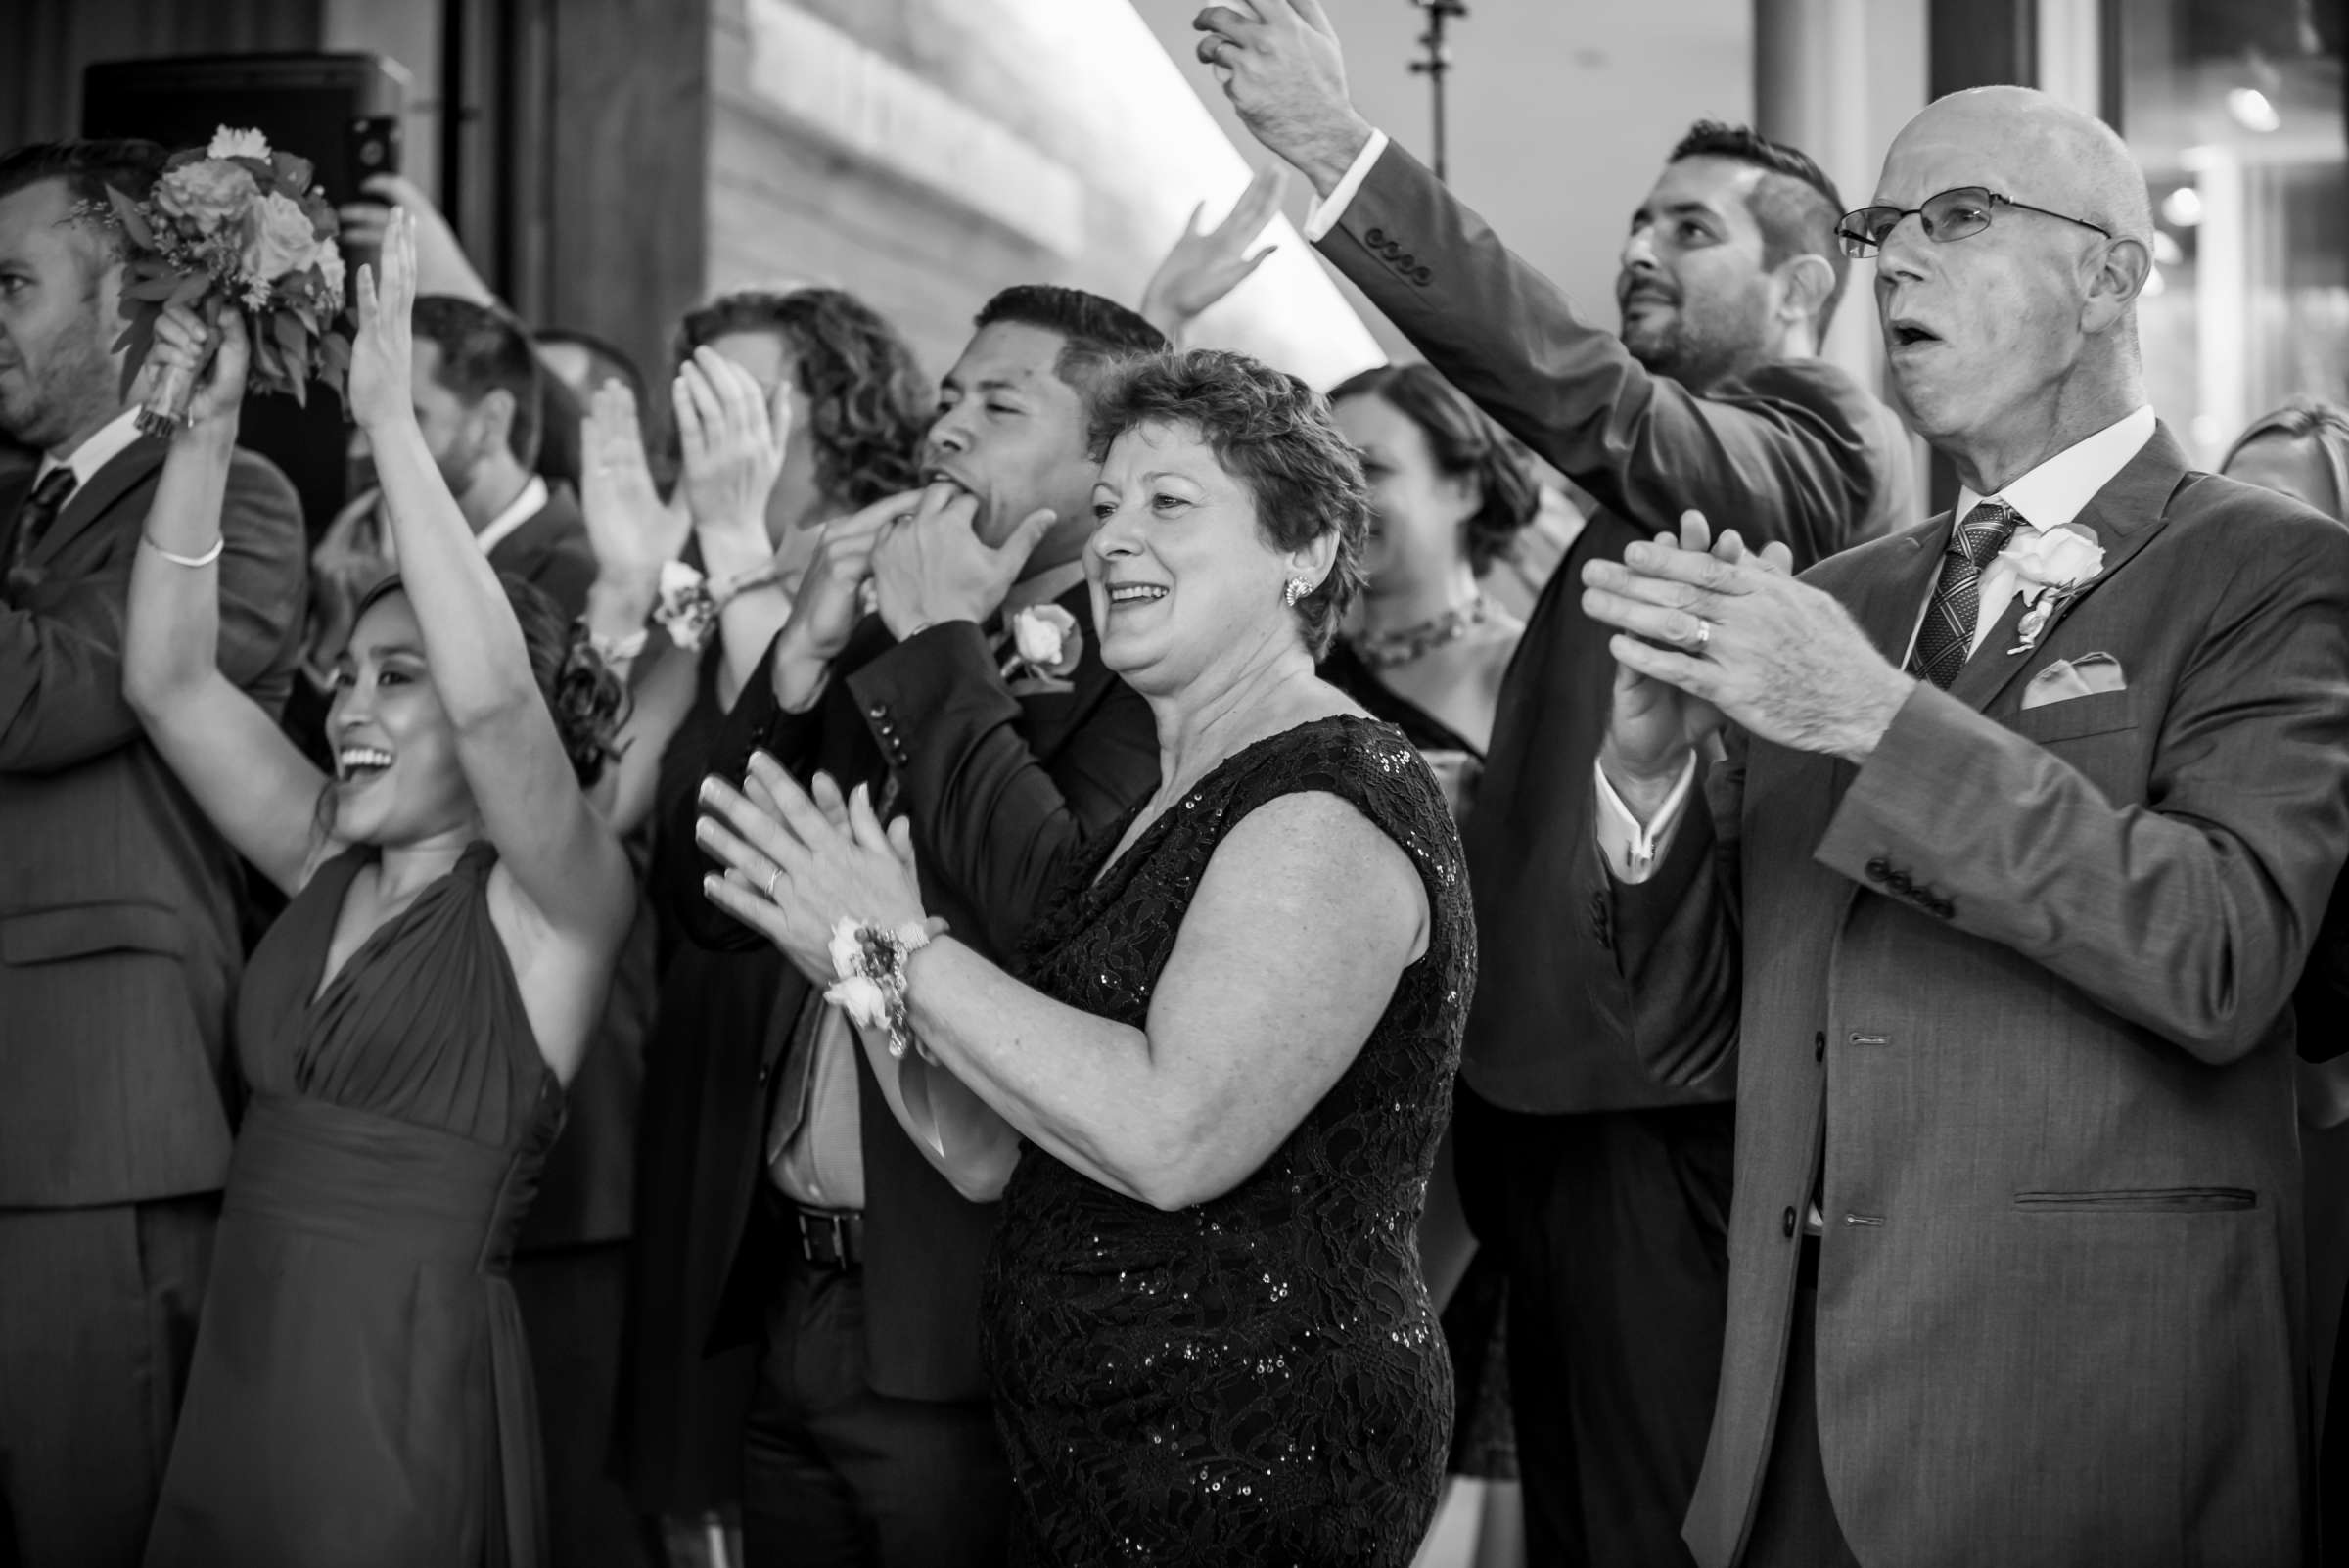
[2161,186,2204,227]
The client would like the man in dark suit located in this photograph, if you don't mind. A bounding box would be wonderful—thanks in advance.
[0,139,307,1568]
[1202,7,1911,1561]
[654,285,1163,1568]
[1580,86,2345,1566]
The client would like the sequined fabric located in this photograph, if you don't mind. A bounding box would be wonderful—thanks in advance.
[983,715,1475,1566]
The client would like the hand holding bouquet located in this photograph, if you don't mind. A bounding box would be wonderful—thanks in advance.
[79,126,352,438]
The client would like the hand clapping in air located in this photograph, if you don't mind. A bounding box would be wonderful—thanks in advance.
[346,207,419,433]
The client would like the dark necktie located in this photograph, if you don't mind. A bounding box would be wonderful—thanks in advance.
[7,468,77,576]
[1907,500,2018,690]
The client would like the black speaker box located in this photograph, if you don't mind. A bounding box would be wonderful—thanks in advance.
[81,53,410,539]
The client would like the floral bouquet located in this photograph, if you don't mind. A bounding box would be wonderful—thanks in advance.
[76,126,351,437]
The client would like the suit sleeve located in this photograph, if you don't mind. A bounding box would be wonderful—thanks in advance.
[846,622,1158,958]
[1584,734,1747,1089]
[1317,138,1881,568]
[0,450,304,775]
[653,629,826,954]
[1814,514,2349,1065]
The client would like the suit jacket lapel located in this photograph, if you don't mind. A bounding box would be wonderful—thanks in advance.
[1850,518,1944,663]
[31,437,168,568]
[1945,424,2191,715]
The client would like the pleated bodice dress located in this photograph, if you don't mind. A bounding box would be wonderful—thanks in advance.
[144,840,562,1568]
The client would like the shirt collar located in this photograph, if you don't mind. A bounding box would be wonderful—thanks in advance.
[35,407,148,491]
[1957,405,2155,534]
[473,475,550,559]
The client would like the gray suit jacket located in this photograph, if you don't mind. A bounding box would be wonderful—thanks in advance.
[0,437,307,1208]
[1590,428,2345,1566]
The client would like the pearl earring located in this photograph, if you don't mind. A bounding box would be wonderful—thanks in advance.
[1283,576,1312,607]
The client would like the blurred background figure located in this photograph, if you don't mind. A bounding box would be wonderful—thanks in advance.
[2219,397,2349,1568]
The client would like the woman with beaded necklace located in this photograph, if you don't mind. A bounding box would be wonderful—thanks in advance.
[1320,361,1539,1567]
[1321,364,1539,818]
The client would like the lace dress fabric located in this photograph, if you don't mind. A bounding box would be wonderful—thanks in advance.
[982,715,1475,1566]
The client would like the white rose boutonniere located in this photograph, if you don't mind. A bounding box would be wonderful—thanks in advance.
[1002,603,1082,682]
[1999,523,2106,654]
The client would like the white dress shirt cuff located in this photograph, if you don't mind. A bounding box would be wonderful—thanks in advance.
[1301,128,1391,243]
[1592,754,1698,885]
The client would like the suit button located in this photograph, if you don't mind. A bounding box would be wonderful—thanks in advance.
[1889,871,1912,893]
[867,702,888,719]
[1814,1031,1825,1062]
[1781,1206,1798,1238]
[1365,226,1386,246]
[1414,266,1433,285]
[1397,252,1415,268]
[1865,857,1889,883]
[757,1062,771,1085]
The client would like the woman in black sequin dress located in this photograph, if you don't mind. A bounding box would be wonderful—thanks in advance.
[697,350,1474,1565]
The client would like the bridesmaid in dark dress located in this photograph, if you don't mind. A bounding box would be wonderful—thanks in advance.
[697,350,1473,1565]
[1322,366,1540,1562]
[121,212,638,1566]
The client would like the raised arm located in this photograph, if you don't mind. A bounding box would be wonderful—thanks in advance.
[120,307,333,895]
[671,347,796,712]
[349,212,634,955]
[1204,0,1888,561]
[700,769,1429,1211]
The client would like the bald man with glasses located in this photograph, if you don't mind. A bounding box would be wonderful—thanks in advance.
[1577,85,2344,1568]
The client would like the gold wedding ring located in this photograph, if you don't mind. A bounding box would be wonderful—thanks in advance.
[1691,619,1712,653]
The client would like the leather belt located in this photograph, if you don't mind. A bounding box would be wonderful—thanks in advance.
[790,1203,864,1271]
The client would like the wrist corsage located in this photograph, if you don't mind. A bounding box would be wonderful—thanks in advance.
[825,917,934,1061]
[1000,603,1082,683]
[2000,524,2105,654]
[654,557,784,653]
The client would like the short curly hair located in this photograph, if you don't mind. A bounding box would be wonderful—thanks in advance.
[672,288,928,508]
[1328,362,1541,575]
[1088,349,1368,659]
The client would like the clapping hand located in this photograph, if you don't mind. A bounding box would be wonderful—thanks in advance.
[869,482,1056,642]
[580,379,691,591]
[674,346,790,558]
[1140,164,1287,337]
[696,756,934,988]
[347,208,418,433]
[1194,1,1374,196]
[147,301,250,439]
[768,488,924,710]
[1582,509,1913,778]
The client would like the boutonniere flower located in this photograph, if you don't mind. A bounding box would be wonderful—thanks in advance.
[652,560,719,653]
[2000,523,2105,654]
[1001,603,1082,681]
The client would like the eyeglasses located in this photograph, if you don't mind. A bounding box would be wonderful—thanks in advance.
[1835,187,2114,257]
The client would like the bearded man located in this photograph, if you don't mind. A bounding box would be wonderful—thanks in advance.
[1202,5,1912,1561]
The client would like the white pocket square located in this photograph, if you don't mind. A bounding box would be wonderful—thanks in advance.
[2019,652,2126,709]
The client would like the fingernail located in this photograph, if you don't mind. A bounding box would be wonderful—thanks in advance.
[699,777,722,805]
[702,874,721,896]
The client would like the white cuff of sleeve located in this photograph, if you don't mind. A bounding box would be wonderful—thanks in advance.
[1592,754,1698,885]
[1301,128,1390,243]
